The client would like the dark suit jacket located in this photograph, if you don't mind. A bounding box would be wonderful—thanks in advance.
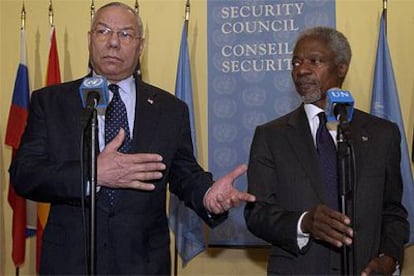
[244,104,409,275]
[10,76,220,275]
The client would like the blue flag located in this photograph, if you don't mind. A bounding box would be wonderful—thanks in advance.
[370,12,414,244]
[168,19,205,266]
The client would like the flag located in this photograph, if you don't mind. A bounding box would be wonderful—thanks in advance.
[5,28,33,268]
[36,25,61,272]
[168,19,205,266]
[46,26,61,85]
[370,12,414,244]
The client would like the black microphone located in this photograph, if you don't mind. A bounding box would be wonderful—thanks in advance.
[325,88,354,123]
[79,76,108,127]
[84,90,100,111]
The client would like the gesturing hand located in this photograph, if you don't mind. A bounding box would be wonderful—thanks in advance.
[203,164,256,214]
[97,129,166,191]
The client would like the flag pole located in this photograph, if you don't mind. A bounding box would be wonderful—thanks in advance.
[173,2,191,274]
[39,2,59,273]
[135,0,139,14]
[21,3,25,30]
[173,6,191,276]
[383,0,387,34]
[15,5,25,276]
[15,8,26,276]
[134,0,142,78]
[185,0,190,22]
[48,0,54,27]
[88,0,95,72]
[90,0,95,21]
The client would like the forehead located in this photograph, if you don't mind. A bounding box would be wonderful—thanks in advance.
[92,5,137,29]
[293,36,333,57]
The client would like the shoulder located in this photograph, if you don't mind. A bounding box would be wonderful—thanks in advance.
[352,109,401,142]
[137,79,187,108]
[352,109,399,130]
[31,78,84,98]
[258,105,304,130]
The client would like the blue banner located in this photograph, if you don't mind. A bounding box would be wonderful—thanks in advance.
[370,12,414,245]
[169,20,206,265]
[208,0,336,246]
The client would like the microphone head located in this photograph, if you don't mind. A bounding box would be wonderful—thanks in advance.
[79,76,108,108]
[325,88,354,122]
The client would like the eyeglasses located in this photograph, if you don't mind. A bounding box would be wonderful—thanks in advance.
[92,27,140,44]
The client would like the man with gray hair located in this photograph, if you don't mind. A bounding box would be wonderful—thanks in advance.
[10,2,255,275]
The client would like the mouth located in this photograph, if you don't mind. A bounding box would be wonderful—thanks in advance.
[295,81,319,93]
[102,55,122,63]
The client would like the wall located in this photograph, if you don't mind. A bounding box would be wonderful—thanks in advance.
[0,0,413,275]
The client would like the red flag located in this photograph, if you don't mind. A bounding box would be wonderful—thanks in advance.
[6,28,31,268]
[36,25,61,272]
[46,26,61,85]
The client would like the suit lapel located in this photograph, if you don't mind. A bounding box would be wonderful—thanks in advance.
[66,78,87,136]
[286,106,326,204]
[345,111,371,198]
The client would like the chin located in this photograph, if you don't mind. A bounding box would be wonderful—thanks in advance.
[300,91,322,104]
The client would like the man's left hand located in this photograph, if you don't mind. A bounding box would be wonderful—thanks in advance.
[203,164,256,214]
[361,255,397,276]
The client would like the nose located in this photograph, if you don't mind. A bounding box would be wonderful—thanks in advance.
[294,62,313,76]
[107,32,120,48]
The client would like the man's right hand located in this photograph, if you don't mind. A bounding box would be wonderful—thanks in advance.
[97,129,166,191]
[301,204,353,248]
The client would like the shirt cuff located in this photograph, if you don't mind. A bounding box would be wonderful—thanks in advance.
[297,211,310,249]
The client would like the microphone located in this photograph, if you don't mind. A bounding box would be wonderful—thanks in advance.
[79,76,108,127]
[325,88,354,122]
[79,76,109,108]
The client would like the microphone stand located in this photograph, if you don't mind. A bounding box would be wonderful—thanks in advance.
[336,115,355,276]
[82,105,99,275]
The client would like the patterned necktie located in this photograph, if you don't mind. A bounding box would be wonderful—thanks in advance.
[103,84,132,205]
[316,112,338,209]
[105,84,132,152]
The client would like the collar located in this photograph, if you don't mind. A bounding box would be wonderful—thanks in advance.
[304,103,324,121]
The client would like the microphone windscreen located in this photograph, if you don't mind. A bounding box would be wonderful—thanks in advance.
[79,76,108,108]
[325,88,354,122]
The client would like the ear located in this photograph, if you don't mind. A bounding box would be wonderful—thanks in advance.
[87,30,92,45]
[337,63,349,79]
[138,38,145,57]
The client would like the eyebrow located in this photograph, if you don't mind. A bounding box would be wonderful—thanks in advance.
[94,22,136,31]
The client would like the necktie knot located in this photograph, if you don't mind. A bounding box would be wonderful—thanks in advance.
[108,83,120,95]
[316,112,330,146]
[317,112,327,125]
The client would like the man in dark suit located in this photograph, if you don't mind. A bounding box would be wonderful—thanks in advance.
[244,26,409,275]
[9,2,255,275]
